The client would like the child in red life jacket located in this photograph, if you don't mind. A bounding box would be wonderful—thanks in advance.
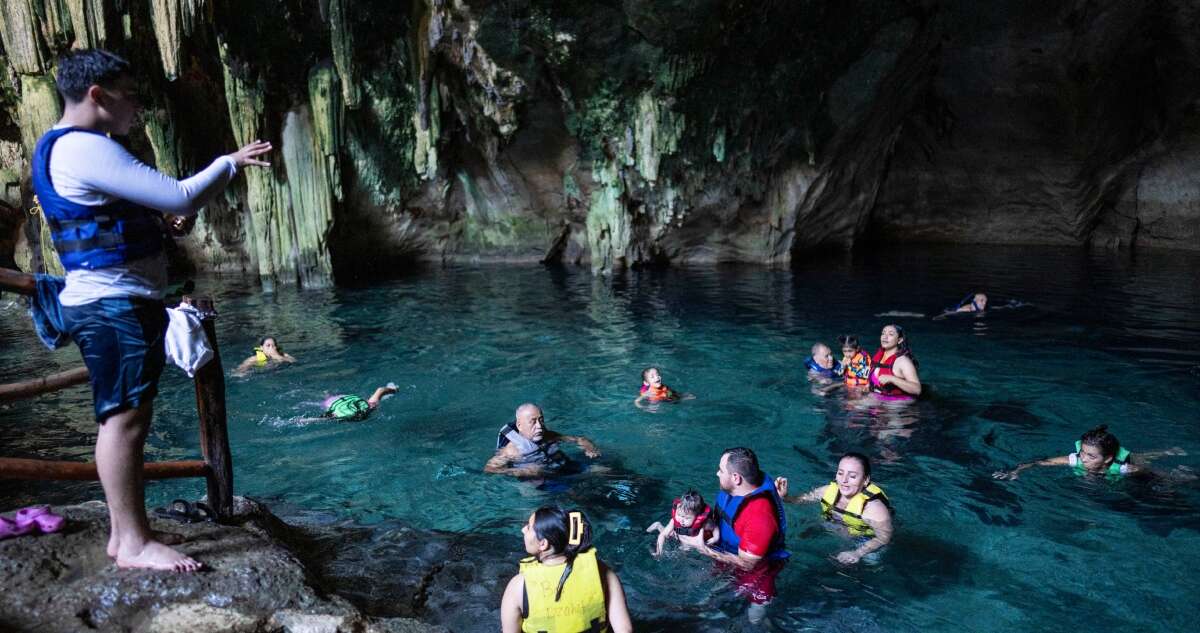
[645,490,719,556]
[636,366,678,404]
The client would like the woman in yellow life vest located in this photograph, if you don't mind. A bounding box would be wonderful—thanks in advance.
[775,452,894,565]
[500,507,633,633]
[232,336,297,376]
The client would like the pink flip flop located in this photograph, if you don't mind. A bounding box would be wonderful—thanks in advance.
[13,506,65,534]
[0,515,35,540]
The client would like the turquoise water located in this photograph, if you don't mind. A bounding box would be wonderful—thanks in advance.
[2,245,1199,631]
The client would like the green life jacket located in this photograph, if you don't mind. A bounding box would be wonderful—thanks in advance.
[326,395,371,421]
[1073,440,1130,477]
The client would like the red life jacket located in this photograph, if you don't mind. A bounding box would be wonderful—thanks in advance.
[641,383,673,401]
[671,500,713,538]
[870,348,912,398]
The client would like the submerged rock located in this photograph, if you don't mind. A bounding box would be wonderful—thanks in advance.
[0,498,448,633]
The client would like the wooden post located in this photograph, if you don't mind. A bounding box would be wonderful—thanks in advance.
[0,457,209,481]
[191,297,234,522]
[0,367,90,402]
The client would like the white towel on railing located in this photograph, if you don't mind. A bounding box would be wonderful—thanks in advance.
[165,307,213,377]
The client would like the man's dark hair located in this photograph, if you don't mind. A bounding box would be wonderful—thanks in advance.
[722,447,763,487]
[1080,425,1121,459]
[56,49,131,102]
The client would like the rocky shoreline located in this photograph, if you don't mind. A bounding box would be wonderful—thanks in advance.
[0,498,450,633]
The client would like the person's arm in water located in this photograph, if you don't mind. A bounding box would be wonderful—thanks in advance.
[499,573,525,633]
[483,445,543,477]
[992,455,1070,480]
[677,530,764,571]
[654,520,675,557]
[551,431,601,458]
[835,500,893,564]
[600,562,634,633]
[773,477,825,504]
[232,355,258,377]
[876,355,922,396]
[705,525,720,547]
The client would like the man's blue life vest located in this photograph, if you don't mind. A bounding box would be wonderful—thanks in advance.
[32,127,167,271]
[714,475,789,560]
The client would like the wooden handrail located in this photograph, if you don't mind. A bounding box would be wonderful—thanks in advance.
[0,267,35,296]
[0,457,209,481]
[0,274,236,522]
[0,367,90,402]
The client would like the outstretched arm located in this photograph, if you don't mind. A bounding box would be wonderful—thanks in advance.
[677,531,764,572]
[559,434,601,458]
[993,455,1069,480]
[366,385,398,407]
[232,356,257,376]
[774,477,824,504]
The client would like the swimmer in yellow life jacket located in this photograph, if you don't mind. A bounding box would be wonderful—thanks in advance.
[775,452,894,565]
[233,336,297,376]
[499,507,632,633]
[992,425,1184,480]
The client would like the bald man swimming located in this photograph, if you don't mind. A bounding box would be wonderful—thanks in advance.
[485,403,601,477]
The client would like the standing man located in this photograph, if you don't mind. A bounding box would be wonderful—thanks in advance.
[678,447,789,625]
[31,49,272,571]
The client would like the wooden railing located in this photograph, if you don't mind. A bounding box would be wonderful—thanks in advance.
[0,268,234,521]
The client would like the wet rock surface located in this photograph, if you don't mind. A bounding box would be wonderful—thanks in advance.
[0,498,448,633]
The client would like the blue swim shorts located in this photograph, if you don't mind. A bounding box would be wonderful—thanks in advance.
[61,297,168,423]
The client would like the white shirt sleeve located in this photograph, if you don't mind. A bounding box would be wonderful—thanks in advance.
[1067,453,1079,467]
[49,130,238,216]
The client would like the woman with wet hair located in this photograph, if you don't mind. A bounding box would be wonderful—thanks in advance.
[993,425,1184,480]
[869,324,922,401]
[500,507,632,633]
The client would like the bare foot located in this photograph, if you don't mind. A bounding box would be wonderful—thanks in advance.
[116,540,202,572]
[108,531,184,558]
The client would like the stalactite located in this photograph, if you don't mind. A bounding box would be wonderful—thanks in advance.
[633,91,684,184]
[15,75,60,155]
[149,0,206,81]
[585,158,630,274]
[307,63,343,201]
[219,40,287,290]
[279,105,334,288]
[0,1,49,73]
[37,0,76,50]
[64,0,108,49]
[327,0,360,108]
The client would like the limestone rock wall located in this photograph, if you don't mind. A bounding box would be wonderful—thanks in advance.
[0,0,1196,288]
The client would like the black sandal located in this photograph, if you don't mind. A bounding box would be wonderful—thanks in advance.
[153,499,213,524]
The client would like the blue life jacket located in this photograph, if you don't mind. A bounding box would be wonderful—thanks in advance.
[805,357,839,379]
[714,475,789,560]
[32,127,167,271]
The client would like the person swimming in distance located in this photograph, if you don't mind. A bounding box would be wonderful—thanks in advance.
[992,425,1185,480]
[233,336,296,376]
[317,384,398,421]
[499,507,632,633]
[956,292,988,313]
[868,324,922,402]
[485,403,602,477]
[775,452,893,565]
[645,489,720,557]
[635,367,694,408]
[636,367,678,403]
[805,342,841,381]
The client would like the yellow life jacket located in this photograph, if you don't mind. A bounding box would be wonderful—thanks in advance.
[253,347,268,366]
[820,482,890,538]
[519,548,608,633]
